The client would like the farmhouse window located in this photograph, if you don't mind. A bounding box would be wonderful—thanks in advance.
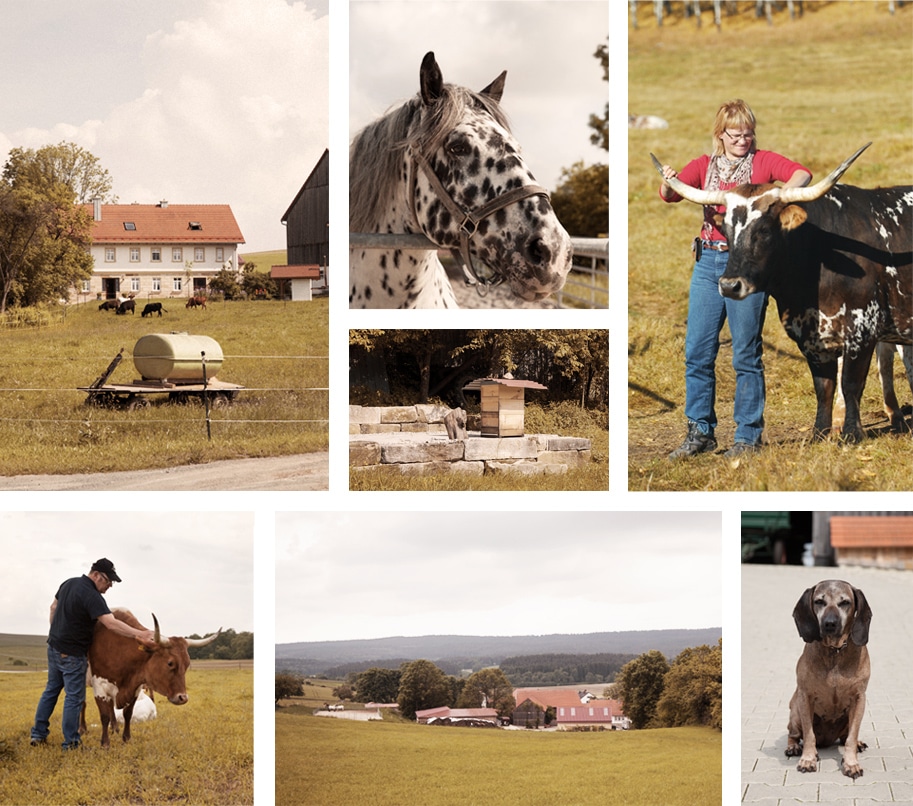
[570,708,576,716]
[151,247,162,262]
[173,278,182,292]
[152,278,161,292]
[216,247,224,262]
[123,221,136,231]
[105,248,116,262]
[130,247,140,262]
[130,277,140,293]
[172,247,183,262]
[80,279,90,293]
[195,247,205,262]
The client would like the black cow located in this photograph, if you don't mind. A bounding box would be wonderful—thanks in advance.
[141,302,167,317]
[654,143,913,442]
[98,300,119,311]
[116,299,136,315]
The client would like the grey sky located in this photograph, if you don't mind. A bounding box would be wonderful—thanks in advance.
[350,0,608,192]
[1,512,254,637]
[0,0,329,254]
[275,511,721,644]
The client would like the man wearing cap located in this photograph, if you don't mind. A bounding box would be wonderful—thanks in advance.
[30,558,156,750]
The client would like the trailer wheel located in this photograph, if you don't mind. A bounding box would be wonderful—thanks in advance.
[210,392,232,408]
[126,396,150,411]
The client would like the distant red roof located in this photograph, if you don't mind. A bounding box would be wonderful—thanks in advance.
[831,516,913,547]
[84,203,245,244]
[271,264,321,280]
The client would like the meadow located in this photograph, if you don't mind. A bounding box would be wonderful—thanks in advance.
[0,666,253,805]
[627,3,913,490]
[275,709,720,806]
[0,297,328,476]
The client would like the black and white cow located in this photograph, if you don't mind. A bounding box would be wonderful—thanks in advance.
[653,143,913,442]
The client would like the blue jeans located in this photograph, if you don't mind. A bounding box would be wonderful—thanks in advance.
[684,247,767,445]
[31,645,88,748]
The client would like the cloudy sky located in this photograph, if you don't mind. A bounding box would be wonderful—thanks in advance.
[350,0,608,193]
[0,512,254,638]
[275,511,721,644]
[0,0,329,254]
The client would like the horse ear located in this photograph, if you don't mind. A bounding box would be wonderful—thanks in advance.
[481,70,507,103]
[420,51,444,105]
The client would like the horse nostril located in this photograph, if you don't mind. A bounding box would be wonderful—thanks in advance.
[526,237,551,266]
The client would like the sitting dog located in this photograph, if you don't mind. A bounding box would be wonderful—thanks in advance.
[785,580,872,779]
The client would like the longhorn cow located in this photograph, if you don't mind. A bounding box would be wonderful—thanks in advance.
[79,608,221,748]
[653,143,913,441]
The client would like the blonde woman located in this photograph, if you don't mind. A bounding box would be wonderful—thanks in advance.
[659,100,811,459]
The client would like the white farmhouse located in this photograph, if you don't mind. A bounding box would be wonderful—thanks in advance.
[75,199,245,302]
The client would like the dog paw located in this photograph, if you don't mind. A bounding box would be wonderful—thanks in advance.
[797,756,818,773]
[856,741,868,753]
[784,745,802,758]
[842,762,864,779]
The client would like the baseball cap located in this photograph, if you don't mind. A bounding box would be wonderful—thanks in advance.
[91,558,122,583]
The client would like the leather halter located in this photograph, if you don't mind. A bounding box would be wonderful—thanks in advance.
[411,150,550,291]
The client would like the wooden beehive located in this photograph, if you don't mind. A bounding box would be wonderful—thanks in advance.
[465,377,547,437]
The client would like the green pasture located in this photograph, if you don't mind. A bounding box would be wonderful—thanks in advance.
[628,3,913,491]
[0,667,253,805]
[276,711,720,806]
[0,298,328,476]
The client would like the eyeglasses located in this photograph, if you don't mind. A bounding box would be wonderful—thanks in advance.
[723,130,754,143]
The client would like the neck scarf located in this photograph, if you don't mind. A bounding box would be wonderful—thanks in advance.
[701,152,755,240]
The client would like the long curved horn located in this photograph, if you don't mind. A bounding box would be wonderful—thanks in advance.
[152,613,167,646]
[185,627,222,648]
[779,142,872,203]
[650,153,727,206]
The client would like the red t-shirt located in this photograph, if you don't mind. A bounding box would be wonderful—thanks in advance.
[661,150,812,241]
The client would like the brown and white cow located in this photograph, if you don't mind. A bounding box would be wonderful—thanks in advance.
[653,143,913,442]
[81,608,220,748]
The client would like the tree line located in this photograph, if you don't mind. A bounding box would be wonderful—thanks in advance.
[277,641,722,729]
[500,652,636,687]
[187,628,253,661]
[350,329,608,409]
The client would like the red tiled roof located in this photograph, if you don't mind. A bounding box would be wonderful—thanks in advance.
[84,204,245,244]
[514,688,593,709]
[831,516,913,547]
[555,701,618,723]
[271,264,320,279]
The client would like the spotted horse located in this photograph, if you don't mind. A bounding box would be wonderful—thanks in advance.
[349,51,572,308]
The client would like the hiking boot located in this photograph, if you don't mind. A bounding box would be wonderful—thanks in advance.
[29,738,47,747]
[723,442,761,458]
[668,424,717,459]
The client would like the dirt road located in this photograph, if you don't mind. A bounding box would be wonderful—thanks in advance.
[0,452,328,491]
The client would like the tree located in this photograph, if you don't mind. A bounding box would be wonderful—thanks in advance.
[354,667,402,704]
[275,671,303,705]
[397,659,452,720]
[209,267,243,300]
[456,668,515,718]
[614,650,670,729]
[551,161,608,238]
[240,260,278,299]
[589,41,608,152]
[2,142,114,204]
[654,642,723,730]
[332,683,354,701]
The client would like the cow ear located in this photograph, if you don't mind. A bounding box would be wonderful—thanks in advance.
[712,213,724,229]
[793,587,820,642]
[420,51,444,105]
[779,204,807,231]
[851,587,872,646]
[481,70,507,104]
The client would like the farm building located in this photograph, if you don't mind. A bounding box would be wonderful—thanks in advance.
[76,200,244,302]
[414,707,499,725]
[512,688,629,730]
[274,148,328,297]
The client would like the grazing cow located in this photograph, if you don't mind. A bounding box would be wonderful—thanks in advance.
[80,608,220,748]
[116,299,136,315]
[98,300,119,311]
[186,296,207,309]
[653,143,913,442]
[141,302,167,318]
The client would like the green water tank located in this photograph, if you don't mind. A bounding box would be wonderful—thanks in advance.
[133,333,224,381]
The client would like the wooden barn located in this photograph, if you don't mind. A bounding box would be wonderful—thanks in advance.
[274,148,328,295]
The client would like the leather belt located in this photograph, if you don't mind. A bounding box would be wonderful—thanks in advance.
[701,240,728,252]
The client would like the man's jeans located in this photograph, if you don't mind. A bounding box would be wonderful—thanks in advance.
[684,247,768,445]
[31,645,88,748]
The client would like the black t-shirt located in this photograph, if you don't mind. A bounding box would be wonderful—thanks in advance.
[47,575,111,655]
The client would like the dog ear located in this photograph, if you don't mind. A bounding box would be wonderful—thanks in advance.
[793,586,820,642]
[851,587,872,646]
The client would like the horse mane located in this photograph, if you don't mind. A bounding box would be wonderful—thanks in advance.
[349,83,512,233]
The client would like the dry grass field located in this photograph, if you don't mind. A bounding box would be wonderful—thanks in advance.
[276,709,720,806]
[0,298,327,476]
[628,2,913,490]
[0,666,252,805]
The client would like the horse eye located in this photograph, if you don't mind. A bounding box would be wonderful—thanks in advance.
[447,140,471,158]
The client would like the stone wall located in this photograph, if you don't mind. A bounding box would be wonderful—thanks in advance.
[350,405,592,476]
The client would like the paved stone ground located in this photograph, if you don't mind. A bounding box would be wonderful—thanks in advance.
[742,564,913,804]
